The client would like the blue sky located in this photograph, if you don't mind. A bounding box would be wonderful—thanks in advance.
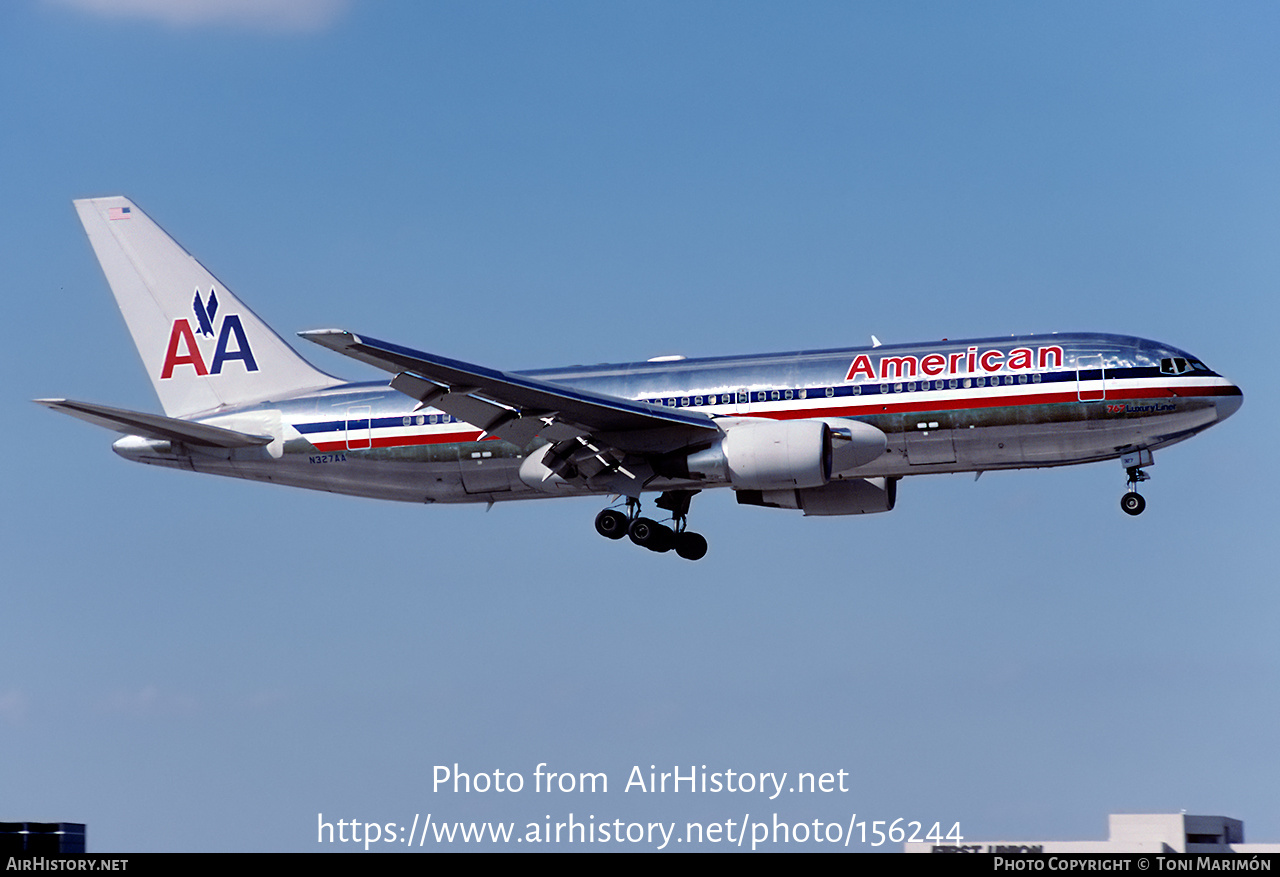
[2,0,1276,852]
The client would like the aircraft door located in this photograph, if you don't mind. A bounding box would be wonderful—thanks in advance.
[905,418,957,465]
[1076,356,1107,402]
[460,447,512,494]
[345,405,372,450]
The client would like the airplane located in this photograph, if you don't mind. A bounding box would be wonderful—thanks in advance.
[38,197,1243,561]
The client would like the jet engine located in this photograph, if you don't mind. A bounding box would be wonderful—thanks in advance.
[679,418,885,490]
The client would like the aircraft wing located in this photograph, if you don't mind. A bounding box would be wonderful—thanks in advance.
[300,329,720,448]
[35,398,273,448]
[301,330,725,493]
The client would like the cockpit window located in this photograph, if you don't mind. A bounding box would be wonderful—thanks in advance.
[1159,357,1206,375]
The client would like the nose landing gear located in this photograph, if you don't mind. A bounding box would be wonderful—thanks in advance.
[593,490,708,560]
[1120,486,1146,516]
[1120,449,1153,516]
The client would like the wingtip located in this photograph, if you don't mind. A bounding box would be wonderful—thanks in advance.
[298,328,359,347]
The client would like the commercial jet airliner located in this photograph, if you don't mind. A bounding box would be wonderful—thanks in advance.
[39,197,1243,560]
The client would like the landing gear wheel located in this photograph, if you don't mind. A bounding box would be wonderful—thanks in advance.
[629,517,673,552]
[650,524,675,553]
[594,509,628,539]
[1121,491,1146,516]
[674,531,708,561]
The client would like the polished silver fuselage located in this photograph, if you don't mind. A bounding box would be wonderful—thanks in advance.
[115,332,1242,504]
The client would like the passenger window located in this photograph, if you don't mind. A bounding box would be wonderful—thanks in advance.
[825,387,835,397]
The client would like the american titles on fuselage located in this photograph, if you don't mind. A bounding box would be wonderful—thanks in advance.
[846,345,1063,382]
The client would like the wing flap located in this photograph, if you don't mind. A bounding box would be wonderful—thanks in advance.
[35,398,273,448]
[388,370,578,443]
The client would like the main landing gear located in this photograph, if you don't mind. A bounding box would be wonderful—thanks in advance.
[593,490,709,561]
[1120,449,1153,516]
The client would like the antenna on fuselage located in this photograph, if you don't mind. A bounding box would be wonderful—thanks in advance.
[871,335,882,348]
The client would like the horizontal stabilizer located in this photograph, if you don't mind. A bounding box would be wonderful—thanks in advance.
[35,398,272,448]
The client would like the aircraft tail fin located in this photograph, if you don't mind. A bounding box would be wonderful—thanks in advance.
[73,196,342,418]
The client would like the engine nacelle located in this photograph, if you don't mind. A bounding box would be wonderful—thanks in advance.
[736,477,898,516]
[681,418,885,490]
[679,419,829,489]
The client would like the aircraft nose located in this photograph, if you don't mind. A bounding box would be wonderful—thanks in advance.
[1215,384,1243,422]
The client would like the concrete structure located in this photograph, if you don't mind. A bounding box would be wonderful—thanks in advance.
[0,823,86,853]
[905,813,1280,854]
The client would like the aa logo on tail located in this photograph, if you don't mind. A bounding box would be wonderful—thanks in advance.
[160,289,259,379]
[193,288,219,337]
